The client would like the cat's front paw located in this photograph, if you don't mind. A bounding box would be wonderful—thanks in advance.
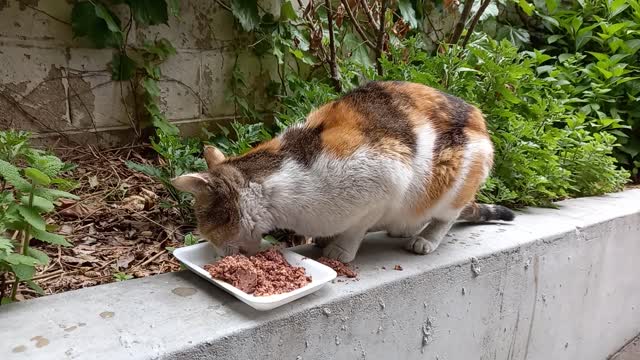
[323,242,356,263]
[405,236,437,255]
[314,236,334,248]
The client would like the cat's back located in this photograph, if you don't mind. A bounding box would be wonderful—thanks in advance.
[294,81,489,163]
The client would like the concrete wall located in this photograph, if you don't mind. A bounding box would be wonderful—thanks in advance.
[1,190,639,360]
[0,0,278,145]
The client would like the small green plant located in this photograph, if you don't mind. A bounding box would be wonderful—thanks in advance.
[0,131,78,303]
[126,131,207,221]
[113,272,133,282]
[205,121,272,157]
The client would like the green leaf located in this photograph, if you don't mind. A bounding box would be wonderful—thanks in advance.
[184,233,199,246]
[126,161,164,179]
[26,247,49,266]
[608,0,629,18]
[71,1,123,48]
[548,35,563,44]
[0,238,13,253]
[142,78,161,98]
[26,280,45,295]
[143,38,177,61]
[2,253,39,266]
[280,1,298,21]
[21,195,54,213]
[398,0,418,28]
[11,263,35,280]
[94,3,121,32]
[35,188,79,201]
[112,52,137,81]
[24,167,51,186]
[126,0,169,26]
[231,0,260,31]
[575,30,592,50]
[17,205,46,230]
[31,228,72,247]
[168,0,180,17]
[0,159,31,192]
[544,0,558,13]
[518,0,535,16]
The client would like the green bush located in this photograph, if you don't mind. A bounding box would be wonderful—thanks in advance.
[523,0,640,180]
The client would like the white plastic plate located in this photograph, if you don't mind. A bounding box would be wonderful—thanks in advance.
[173,241,337,311]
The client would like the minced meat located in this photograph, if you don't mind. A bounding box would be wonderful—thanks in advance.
[204,248,311,296]
[316,257,357,278]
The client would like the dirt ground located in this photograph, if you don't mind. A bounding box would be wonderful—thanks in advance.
[7,145,187,300]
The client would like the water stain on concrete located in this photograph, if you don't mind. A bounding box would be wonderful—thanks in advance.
[172,287,197,297]
[12,345,27,353]
[100,311,115,319]
[30,335,49,348]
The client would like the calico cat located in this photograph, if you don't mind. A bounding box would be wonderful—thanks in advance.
[172,81,514,263]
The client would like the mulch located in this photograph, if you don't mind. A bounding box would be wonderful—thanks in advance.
[7,144,188,301]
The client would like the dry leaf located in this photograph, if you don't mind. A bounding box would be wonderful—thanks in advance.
[117,253,135,269]
[88,175,99,188]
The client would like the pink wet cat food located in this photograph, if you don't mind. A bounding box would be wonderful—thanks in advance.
[204,248,311,296]
[316,257,357,278]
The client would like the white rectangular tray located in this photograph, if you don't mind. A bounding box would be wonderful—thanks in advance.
[172,242,337,311]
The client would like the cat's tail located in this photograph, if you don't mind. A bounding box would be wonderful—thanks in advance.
[458,202,515,222]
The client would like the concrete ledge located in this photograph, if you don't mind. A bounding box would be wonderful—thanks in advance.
[2,190,640,360]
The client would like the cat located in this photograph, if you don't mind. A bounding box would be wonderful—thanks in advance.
[172,81,515,263]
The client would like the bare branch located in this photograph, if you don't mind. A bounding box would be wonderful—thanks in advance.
[375,0,388,76]
[325,0,342,92]
[340,0,376,50]
[461,0,492,48]
[359,0,379,29]
[449,0,475,44]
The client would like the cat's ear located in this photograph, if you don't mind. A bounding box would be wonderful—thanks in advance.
[171,173,210,194]
[204,145,225,169]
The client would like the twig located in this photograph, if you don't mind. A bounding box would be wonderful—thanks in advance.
[375,0,388,76]
[325,0,342,92]
[461,0,492,48]
[340,0,376,50]
[449,0,475,44]
[25,4,71,25]
[214,0,232,12]
[132,250,167,269]
[359,0,379,29]
[5,270,67,286]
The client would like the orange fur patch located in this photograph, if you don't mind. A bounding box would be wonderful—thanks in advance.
[306,102,366,158]
[247,138,281,154]
[451,152,487,209]
[413,147,465,216]
[466,107,488,135]
[374,137,413,163]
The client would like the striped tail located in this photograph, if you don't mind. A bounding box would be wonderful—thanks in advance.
[459,202,515,222]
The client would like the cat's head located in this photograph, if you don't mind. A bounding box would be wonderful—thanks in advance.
[171,146,257,256]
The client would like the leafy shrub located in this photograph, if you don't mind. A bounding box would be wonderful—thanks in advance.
[520,0,640,180]
[0,131,78,303]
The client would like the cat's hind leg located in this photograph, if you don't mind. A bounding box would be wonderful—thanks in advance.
[405,217,456,255]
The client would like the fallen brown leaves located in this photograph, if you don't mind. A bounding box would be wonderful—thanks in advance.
[11,144,188,300]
